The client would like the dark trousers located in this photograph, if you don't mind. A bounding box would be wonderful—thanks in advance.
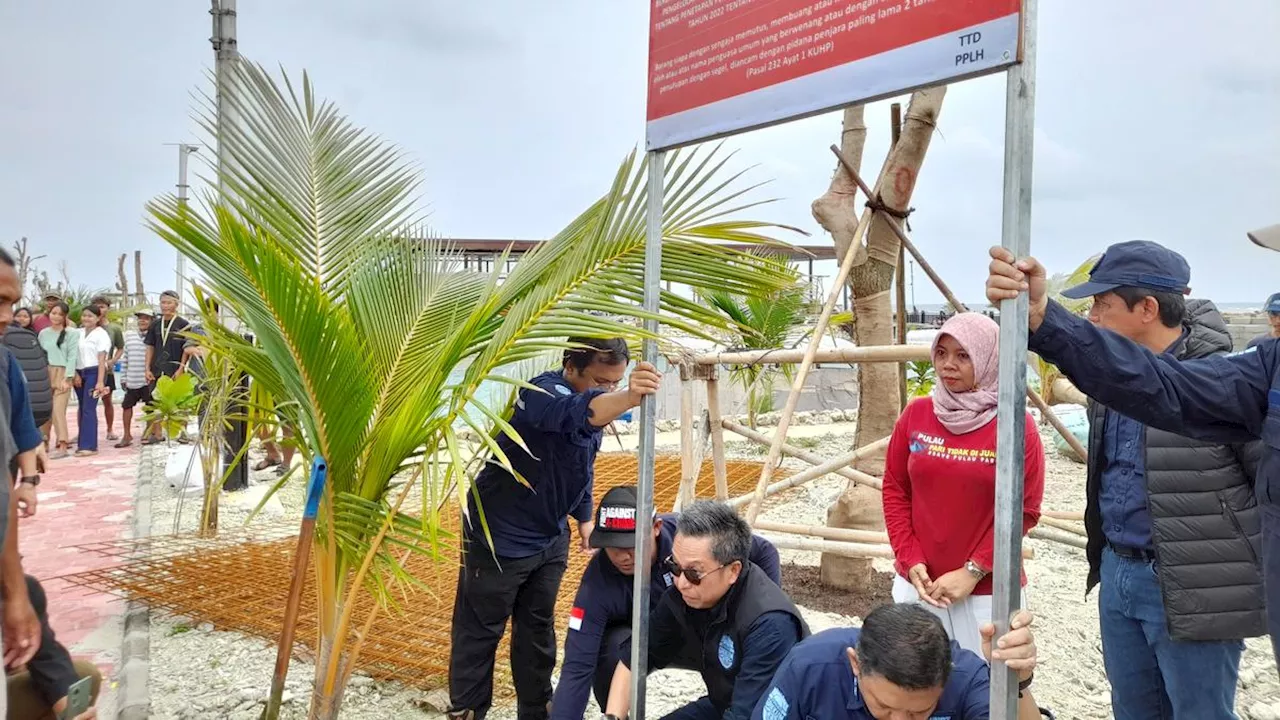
[660,698,720,720]
[1261,502,1280,667]
[449,534,569,720]
[75,368,100,452]
[8,575,102,716]
[592,625,704,712]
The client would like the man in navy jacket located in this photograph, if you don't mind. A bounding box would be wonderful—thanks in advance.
[448,338,661,720]
[551,486,781,720]
[751,603,1042,720]
[985,226,1280,665]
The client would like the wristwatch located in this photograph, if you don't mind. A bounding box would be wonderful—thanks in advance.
[964,559,987,579]
[19,475,40,487]
[1017,671,1034,698]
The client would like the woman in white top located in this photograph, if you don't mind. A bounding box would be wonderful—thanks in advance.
[74,305,112,456]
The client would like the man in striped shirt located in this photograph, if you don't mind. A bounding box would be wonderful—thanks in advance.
[116,308,154,448]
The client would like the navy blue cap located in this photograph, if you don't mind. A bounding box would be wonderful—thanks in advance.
[1265,293,1280,314]
[1061,240,1191,300]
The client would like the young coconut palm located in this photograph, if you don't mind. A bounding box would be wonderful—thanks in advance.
[146,60,801,719]
[697,254,810,427]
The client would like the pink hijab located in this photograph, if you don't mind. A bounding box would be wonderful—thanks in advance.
[931,313,1000,434]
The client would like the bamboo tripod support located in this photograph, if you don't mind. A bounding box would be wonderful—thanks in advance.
[741,179,885,523]
[828,144,1090,465]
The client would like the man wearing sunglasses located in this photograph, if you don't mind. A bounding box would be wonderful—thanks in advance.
[552,486,782,720]
[600,501,808,720]
[450,338,662,720]
[752,602,1047,720]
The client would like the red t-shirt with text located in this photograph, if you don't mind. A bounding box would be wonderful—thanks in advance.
[882,397,1044,595]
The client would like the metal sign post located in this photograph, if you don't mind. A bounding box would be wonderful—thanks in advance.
[991,1,1038,718]
[629,151,664,719]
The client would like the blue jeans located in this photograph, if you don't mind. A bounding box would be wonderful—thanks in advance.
[76,367,100,452]
[1099,546,1243,719]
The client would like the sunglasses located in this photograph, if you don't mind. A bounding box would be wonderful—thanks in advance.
[663,555,729,586]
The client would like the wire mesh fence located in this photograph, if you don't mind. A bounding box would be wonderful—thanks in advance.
[58,453,788,695]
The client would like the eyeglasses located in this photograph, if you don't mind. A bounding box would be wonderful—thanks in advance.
[663,555,729,586]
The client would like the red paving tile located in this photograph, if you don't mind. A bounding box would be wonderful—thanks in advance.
[23,405,141,677]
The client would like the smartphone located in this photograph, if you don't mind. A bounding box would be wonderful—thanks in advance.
[59,675,93,720]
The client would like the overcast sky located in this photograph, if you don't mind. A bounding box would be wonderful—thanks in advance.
[2,1,1278,307]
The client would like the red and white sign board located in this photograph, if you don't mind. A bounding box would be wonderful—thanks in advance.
[646,0,1022,150]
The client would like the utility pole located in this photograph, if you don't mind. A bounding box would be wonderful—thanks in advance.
[171,143,200,309]
[211,0,237,197]
[908,259,916,313]
[210,0,250,496]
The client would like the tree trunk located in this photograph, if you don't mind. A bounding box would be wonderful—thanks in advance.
[811,105,868,267]
[134,251,146,306]
[116,254,130,305]
[817,88,946,589]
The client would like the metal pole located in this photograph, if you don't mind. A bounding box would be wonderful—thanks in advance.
[991,1,1037,718]
[175,143,199,310]
[630,151,664,720]
[211,0,237,200]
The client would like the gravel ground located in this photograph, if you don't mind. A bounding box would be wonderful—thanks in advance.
[143,424,1280,719]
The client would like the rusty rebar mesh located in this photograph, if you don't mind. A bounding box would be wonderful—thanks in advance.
[59,453,787,695]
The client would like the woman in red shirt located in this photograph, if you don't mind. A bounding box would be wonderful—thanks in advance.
[882,312,1044,654]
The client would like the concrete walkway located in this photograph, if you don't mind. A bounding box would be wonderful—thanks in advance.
[23,405,143,716]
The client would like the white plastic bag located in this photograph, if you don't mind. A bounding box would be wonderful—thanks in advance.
[1051,403,1090,464]
[164,445,206,496]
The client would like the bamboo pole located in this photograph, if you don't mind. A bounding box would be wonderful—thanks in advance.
[828,145,1090,466]
[1029,526,1087,549]
[1038,515,1087,537]
[1043,509,1084,521]
[721,420,883,490]
[753,520,891,545]
[694,343,930,366]
[729,438,890,511]
[759,533,896,559]
[752,520,1036,559]
[891,103,909,410]
[706,376,729,500]
[676,364,695,511]
[742,164,891,524]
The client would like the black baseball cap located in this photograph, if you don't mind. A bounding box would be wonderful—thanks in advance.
[1265,293,1280,314]
[1061,240,1191,300]
[591,486,653,549]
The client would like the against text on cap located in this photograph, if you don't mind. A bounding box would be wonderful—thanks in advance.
[590,485,652,550]
[1061,240,1191,300]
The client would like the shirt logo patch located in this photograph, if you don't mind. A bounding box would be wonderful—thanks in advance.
[599,506,637,530]
[761,687,788,720]
[662,572,674,587]
[718,635,735,669]
[555,384,572,396]
[568,607,584,631]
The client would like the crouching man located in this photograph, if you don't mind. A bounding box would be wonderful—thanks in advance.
[552,486,782,720]
[753,603,1047,720]
[600,501,808,720]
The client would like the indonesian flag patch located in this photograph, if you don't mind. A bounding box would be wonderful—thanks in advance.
[568,607,584,631]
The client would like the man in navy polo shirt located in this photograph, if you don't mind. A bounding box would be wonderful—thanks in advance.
[551,486,781,720]
[448,338,661,720]
[752,603,1043,720]
[985,224,1280,669]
